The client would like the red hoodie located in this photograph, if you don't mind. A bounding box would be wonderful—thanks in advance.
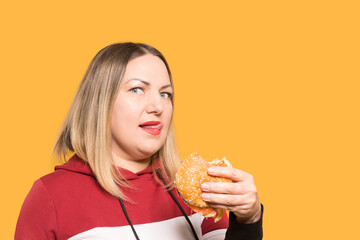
[15,154,230,239]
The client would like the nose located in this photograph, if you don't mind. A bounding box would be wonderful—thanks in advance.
[146,93,164,114]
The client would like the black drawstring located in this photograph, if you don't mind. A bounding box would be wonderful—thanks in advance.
[156,168,200,240]
[118,198,140,240]
[118,169,199,240]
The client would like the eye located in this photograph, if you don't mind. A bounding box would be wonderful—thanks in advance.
[160,92,172,99]
[130,87,144,94]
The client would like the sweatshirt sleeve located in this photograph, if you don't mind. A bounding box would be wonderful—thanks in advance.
[225,204,264,240]
[201,204,263,240]
[15,179,58,240]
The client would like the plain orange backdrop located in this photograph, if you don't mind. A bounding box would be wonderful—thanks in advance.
[1,1,359,239]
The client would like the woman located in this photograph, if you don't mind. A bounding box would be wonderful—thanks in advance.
[15,43,263,239]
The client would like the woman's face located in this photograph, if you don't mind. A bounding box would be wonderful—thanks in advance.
[111,54,173,162]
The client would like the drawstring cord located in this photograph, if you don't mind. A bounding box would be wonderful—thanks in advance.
[118,168,200,240]
[156,168,200,240]
[118,198,140,240]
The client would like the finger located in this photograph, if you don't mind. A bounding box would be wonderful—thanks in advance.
[201,192,247,206]
[207,203,248,211]
[201,182,248,195]
[208,203,257,219]
[207,167,252,182]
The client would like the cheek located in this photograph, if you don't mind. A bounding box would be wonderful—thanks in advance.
[114,99,141,120]
[165,104,174,122]
[111,101,140,133]
[162,105,173,134]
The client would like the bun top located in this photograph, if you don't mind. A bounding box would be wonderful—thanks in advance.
[175,152,232,208]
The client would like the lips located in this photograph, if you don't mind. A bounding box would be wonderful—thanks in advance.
[139,121,163,135]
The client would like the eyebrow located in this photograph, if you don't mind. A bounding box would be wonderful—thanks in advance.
[125,78,172,90]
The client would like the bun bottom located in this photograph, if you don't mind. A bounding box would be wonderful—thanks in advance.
[188,204,224,222]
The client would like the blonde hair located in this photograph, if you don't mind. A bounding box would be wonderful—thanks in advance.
[53,43,180,200]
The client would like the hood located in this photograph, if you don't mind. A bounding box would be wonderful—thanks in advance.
[55,154,159,180]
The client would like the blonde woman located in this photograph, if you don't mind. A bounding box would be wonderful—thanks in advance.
[15,43,263,240]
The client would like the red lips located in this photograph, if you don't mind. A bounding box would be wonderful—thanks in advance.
[139,121,163,135]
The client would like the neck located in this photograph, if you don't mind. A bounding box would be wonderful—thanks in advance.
[111,151,152,173]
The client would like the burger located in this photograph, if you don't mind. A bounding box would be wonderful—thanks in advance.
[175,152,232,222]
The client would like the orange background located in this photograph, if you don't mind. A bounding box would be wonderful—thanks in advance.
[1,1,359,239]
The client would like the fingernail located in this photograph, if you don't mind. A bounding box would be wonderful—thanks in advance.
[208,168,215,174]
[201,183,209,191]
[201,193,209,201]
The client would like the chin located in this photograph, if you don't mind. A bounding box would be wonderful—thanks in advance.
[137,144,162,159]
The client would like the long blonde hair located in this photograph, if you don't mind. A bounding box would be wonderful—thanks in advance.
[53,43,180,200]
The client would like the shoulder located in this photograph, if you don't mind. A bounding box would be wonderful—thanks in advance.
[39,166,93,189]
[39,155,98,194]
[20,168,99,213]
[39,171,107,206]
[15,178,58,239]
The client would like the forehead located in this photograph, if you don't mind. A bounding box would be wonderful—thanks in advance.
[123,54,170,84]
